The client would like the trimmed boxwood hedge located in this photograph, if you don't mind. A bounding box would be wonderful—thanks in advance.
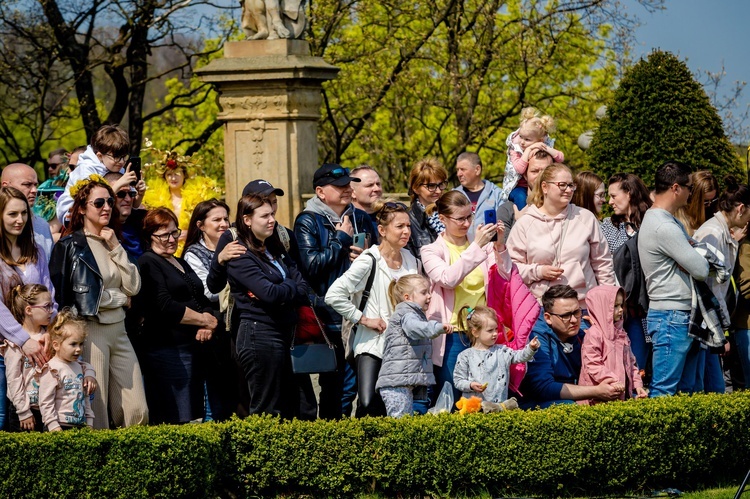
[2,392,749,497]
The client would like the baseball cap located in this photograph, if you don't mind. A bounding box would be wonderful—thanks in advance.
[242,179,285,197]
[313,164,361,188]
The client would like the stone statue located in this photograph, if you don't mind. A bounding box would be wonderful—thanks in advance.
[240,0,306,40]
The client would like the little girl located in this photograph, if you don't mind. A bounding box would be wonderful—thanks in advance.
[503,107,565,210]
[579,285,647,404]
[376,274,453,418]
[453,306,540,406]
[39,309,96,431]
[1,284,54,431]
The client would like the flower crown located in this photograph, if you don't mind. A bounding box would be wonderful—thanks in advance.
[69,174,108,198]
[141,138,202,178]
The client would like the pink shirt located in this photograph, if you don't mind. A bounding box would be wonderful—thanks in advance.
[39,356,95,430]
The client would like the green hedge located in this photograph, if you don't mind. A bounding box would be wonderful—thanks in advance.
[2,393,750,497]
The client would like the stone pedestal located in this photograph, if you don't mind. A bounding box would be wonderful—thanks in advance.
[195,40,338,227]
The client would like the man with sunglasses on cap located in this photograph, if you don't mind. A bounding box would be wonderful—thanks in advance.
[518,285,623,409]
[294,163,378,419]
[454,152,507,241]
[104,172,147,261]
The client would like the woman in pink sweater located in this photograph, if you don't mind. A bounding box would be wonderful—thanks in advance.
[506,163,615,310]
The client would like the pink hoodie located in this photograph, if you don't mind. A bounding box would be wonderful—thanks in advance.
[506,204,615,307]
[578,285,643,405]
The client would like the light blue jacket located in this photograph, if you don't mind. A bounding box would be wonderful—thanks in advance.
[454,180,507,241]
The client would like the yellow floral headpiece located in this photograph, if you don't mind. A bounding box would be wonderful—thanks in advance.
[141,138,202,179]
[69,174,108,198]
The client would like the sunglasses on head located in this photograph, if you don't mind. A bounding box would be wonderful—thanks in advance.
[116,190,137,199]
[89,197,114,209]
[324,167,350,179]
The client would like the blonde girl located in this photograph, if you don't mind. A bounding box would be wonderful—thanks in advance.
[375,274,452,417]
[504,107,565,209]
[1,284,53,431]
[453,306,539,405]
[39,309,97,431]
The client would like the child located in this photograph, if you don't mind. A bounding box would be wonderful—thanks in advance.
[578,285,647,404]
[56,124,137,223]
[503,107,565,210]
[1,284,54,431]
[453,306,540,407]
[375,274,453,418]
[39,309,97,431]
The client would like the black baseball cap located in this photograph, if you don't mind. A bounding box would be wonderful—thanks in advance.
[313,164,361,188]
[242,179,285,197]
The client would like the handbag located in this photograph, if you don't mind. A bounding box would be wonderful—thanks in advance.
[341,253,377,364]
[290,302,338,374]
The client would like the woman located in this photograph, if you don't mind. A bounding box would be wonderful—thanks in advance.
[572,171,605,218]
[695,177,750,394]
[0,187,56,430]
[50,176,147,429]
[600,172,653,373]
[227,194,307,417]
[142,149,222,255]
[421,191,503,405]
[326,201,420,417]
[182,199,238,421]
[137,208,219,424]
[506,163,616,309]
[675,170,719,236]
[406,157,449,260]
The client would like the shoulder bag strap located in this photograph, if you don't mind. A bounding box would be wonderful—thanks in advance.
[358,253,378,313]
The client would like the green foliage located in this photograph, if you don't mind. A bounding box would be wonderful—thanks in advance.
[587,50,743,188]
[2,393,750,497]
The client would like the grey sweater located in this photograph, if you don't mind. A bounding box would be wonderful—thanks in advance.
[638,208,709,311]
[453,344,536,403]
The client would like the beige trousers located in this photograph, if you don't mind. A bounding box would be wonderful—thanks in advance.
[83,320,149,429]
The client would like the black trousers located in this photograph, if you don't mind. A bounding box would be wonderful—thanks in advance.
[355,353,386,417]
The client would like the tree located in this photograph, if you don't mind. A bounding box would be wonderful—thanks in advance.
[586,50,743,189]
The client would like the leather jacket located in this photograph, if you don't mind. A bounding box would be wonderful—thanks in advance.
[49,230,103,317]
[406,201,438,261]
[294,206,376,326]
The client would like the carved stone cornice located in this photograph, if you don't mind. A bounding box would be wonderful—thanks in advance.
[217,90,322,120]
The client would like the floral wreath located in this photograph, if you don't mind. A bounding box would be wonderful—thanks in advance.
[69,174,108,198]
[141,138,203,179]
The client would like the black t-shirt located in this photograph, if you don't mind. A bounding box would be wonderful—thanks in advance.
[465,185,485,210]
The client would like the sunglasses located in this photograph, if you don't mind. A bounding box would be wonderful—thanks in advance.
[89,197,114,209]
[383,201,408,210]
[323,167,350,179]
[116,190,138,199]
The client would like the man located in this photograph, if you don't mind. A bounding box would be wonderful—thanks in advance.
[350,165,383,240]
[639,161,709,397]
[454,152,507,240]
[104,172,146,261]
[1,163,54,263]
[519,285,622,409]
[67,145,86,171]
[294,163,377,419]
[46,148,68,180]
[498,149,553,242]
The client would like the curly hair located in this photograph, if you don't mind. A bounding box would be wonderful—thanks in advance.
[46,307,88,359]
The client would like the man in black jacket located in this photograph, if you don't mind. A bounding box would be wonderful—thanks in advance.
[294,163,377,419]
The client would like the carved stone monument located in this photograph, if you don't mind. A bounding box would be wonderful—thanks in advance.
[195,39,338,227]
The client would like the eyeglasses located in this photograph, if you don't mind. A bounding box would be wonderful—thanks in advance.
[594,192,607,200]
[105,154,128,164]
[421,181,448,193]
[29,303,54,313]
[548,309,582,322]
[323,167,350,179]
[116,190,138,199]
[546,181,577,192]
[446,213,474,224]
[152,229,182,243]
[704,198,718,207]
[679,183,693,193]
[88,197,114,209]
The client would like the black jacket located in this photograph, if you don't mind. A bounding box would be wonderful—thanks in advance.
[406,201,438,261]
[49,230,103,317]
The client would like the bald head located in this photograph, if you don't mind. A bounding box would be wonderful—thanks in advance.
[1,163,39,206]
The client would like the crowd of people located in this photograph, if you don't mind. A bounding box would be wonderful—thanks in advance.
[0,109,748,430]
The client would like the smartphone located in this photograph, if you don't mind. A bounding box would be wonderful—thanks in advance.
[128,156,142,182]
[353,232,368,249]
[484,210,498,242]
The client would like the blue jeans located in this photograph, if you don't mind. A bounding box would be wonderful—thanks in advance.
[702,350,726,393]
[624,316,649,373]
[648,309,700,397]
[735,329,750,388]
[509,186,528,211]
[341,362,357,417]
[0,354,6,430]
[431,332,470,411]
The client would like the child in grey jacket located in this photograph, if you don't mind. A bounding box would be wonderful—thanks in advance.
[454,306,539,407]
[376,275,452,417]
